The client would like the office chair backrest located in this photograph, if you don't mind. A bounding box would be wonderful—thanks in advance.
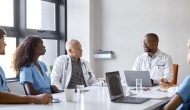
[7,81,26,95]
[23,85,28,95]
[171,64,179,84]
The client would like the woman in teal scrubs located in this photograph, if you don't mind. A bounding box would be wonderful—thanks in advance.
[12,35,61,95]
[163,39,190,110]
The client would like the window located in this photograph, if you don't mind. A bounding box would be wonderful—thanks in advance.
[27,0,55,31]
[39,39,57,72]
[0,0,14,27]
[0,0,66,79]
[0,37,16,78]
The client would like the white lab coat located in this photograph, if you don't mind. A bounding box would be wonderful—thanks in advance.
[132,49,173,84]
[51,55,97,90]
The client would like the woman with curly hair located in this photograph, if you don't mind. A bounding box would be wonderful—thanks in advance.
[0,27,52,104]
[12,35,61,95]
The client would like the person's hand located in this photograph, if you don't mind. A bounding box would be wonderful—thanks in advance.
[51,85,63,93]
[158,83,170,92]
[32,93,52,104]
[160,78,168,83]
[143,87,151,91]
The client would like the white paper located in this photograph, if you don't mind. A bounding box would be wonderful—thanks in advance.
[131,94,168,99]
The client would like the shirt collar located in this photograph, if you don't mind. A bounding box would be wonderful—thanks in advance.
[70,56,81,63]
[147,49,159,59]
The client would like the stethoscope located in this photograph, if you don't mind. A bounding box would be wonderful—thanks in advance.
[65,58,92,79]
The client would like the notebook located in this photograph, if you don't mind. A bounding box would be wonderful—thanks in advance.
[106,71,150,104]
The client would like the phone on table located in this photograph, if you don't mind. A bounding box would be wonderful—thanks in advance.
[75,89,89,93]
[52,98,60,103]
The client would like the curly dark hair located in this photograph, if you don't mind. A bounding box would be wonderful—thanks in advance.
[12,35,42,75]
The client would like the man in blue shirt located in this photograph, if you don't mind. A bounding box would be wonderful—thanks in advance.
[0,27,52,104]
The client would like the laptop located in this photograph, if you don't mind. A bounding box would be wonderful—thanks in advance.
[106,71,150,104]
[124,70,157,87]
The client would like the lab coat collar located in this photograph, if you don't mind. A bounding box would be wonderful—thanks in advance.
[141,49,164,68]
[150,49,164,68]
[69,56,81,64]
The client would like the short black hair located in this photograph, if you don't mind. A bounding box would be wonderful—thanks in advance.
[0,27,7,39]
[145,33,159,42]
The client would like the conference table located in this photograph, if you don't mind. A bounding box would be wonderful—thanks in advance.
[0,86,172,110]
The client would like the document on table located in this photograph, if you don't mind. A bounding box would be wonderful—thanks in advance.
[91,82,108,86]
[130,94,170,99]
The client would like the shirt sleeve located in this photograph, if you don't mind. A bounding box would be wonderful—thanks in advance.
[176,76,190,103]
[160,56,173,83]
[85,61,98,85]
[132,56,141,70]
[19,67,33,86]
[51,57,65,90]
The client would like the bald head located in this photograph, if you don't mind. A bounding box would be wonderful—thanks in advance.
[66,39,82,58]
[145,33,159,42]
[66,39,79,51]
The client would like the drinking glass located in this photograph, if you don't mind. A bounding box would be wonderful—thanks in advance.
[76,85,84,102]
[136,79,142,94]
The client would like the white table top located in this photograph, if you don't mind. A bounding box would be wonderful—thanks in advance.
[0,86,171,110]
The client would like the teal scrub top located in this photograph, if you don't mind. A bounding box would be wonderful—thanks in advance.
[19,61,51,94]
[176,75,190,110]
[0,66,8,92]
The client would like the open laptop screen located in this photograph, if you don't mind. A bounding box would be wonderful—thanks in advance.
[106,71,124,101]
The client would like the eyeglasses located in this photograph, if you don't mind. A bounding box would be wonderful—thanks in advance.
[141,41,157,45]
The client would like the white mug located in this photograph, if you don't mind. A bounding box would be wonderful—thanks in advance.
[64,89,75,102]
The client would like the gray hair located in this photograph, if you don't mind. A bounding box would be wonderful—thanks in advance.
[66,39,79,51]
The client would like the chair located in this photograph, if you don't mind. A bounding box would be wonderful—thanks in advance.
[171,64,179,84]
[23,86,28,95]
[7,81,26,95]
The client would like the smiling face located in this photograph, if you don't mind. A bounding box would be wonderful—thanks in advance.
[0,35,7,55]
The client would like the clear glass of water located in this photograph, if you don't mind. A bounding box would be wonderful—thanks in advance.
[98,78,104,90]
[136,79,142,94]
[76,85,84,102]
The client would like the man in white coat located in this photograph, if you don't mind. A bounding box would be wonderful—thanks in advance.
[132,33,173,84]
[51,39,97,90]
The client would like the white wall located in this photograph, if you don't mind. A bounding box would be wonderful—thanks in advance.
[68,0,190,84]
[67,0,90,62]
[92,0,190,84]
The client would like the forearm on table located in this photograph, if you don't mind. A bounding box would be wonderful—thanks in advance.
[164,94,182,110]
[0,91,33,104]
